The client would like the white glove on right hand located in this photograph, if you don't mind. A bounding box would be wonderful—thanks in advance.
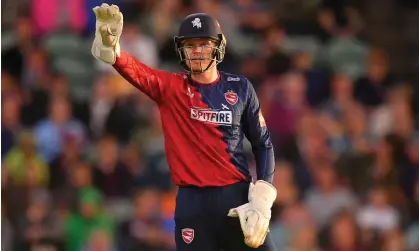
[91,3,123,64]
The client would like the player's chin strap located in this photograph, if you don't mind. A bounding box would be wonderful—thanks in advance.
[227,180,277,248]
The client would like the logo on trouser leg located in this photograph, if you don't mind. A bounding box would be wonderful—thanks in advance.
[181,228,195,244]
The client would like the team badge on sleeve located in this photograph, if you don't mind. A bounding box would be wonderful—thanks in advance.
[181,228,195,244]
[259,111,266,127]
[225,90,238,105]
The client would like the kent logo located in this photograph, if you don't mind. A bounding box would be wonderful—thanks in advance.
[190,108,232,126]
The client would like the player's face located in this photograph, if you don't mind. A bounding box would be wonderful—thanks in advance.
[182,38,217,72]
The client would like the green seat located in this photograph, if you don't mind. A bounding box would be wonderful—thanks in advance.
[42,32,87,59]
[282,35,322,56]
[1,30,17,51]
[323,36,369,80]
[52,56,95,101]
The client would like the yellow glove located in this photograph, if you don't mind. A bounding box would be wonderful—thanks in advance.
[91,3,123,64]
[228,180,277,248]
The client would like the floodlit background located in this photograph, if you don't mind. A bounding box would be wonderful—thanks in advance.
[1,0,419,250]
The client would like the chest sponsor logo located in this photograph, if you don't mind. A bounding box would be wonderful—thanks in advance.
[191,108,232,126]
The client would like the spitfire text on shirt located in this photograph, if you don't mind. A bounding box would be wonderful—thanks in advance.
[190,108,233,126]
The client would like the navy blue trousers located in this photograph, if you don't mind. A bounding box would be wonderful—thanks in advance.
[174,181,270,251]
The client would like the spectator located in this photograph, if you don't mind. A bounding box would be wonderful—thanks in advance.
[117,188,167,251]
[52,161,94,212]
[65,187,115,251]
[272,161,296,207]
[353,48,397,108]
[381,230,405,251]
[291,51,329,107]
[284,224,320,251]
[89,75,116,140]
[270,161,298,250]
[304,164,357,228]
[19,49,51,126]
[281,184,314,230]
[403,133,419,200]
[120,143,156,189]
[16,189,64,251]
[160,186,177,250]
[49,132,84,191]
[326,210,368,251]
[81,229,119,251]
[368,84,414,141]
[92,135,132,198]
[34,97,85,163]
[2,17,37,82]
[266,72,309,148]
[368,135,400,191]
[31,0,87,36]
[405,221,419,250]
[356,186,400,234]
[1,202,14,251]
[322,102,372,155]
[314,8,337,44]
[4,130,49,187]
[2,92,22,157]
[321,73,355,120]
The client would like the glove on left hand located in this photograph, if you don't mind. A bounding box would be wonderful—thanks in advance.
[228,180,277,248]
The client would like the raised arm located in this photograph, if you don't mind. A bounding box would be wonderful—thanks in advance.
[112,50,170,102]
[91,3,170,102]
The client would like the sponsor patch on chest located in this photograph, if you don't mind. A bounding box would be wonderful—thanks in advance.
[190,108,232,126]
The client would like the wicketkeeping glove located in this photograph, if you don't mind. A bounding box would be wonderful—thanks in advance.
[228,180,277,248]
[91,3,123,64]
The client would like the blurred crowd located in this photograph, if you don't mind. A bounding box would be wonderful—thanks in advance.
[1,0,419,251]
